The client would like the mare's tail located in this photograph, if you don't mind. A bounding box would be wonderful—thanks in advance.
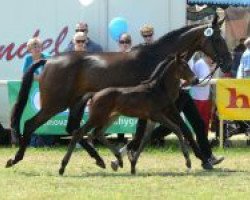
[10,59,47,139]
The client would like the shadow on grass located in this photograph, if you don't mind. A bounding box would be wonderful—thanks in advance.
[17,167,250,179]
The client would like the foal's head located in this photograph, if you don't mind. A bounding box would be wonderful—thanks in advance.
[158,55,198,87]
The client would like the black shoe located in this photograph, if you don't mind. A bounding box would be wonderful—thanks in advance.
[201,162,213,170]
[208,155,224,166]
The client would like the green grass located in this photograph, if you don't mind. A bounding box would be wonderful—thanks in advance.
[1,140,250,200]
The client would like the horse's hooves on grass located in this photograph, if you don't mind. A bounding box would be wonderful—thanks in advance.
[59,168,65,175]
[127,150,135,163]
[131,168,136,175]
[5,159,14,168]
[111,160,119,172]
[186,160,192,169]
[202,162,213,170]
[115,154,123,168]
[96,159,106,169]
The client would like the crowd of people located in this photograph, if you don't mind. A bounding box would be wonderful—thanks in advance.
[1,20,250,169]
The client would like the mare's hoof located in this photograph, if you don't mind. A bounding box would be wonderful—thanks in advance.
[202,162,213,170]
[115,154,123,168]
[6,159,14,168]
[131,167,136,175]
[186,160,192,169]
[111,160,119,172]
[96,159,106,169]
[127,150,136,162]
[59,168,65,175]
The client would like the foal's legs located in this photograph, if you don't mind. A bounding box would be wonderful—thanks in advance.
[110,119,147,171]
[131,112,191,174]
[92,127,123,168]
[6,109,57,167]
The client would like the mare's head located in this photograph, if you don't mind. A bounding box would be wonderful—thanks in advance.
[196,14,232,73]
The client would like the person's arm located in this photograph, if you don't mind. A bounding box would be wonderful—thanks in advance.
[236,58,244,79]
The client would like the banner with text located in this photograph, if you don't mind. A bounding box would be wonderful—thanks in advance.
[216,79,250,120]
[7,81,137,135]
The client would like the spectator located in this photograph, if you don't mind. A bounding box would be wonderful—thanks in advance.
[22,37,54,147]
[190,53,215,135]
[23,37,49,81]
[73,32,87,52]
[140,24,154,45]
[237,37,250,78]
[231,38,246,77]
[118,33,132,52]
[65,22,103,53]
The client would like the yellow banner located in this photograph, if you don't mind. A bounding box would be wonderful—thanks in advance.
[216,79,250,120]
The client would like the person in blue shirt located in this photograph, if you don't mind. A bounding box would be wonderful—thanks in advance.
[237,37,250,78]
[22,37,50,80]
[22,37,53,147]
[65,22,103,53]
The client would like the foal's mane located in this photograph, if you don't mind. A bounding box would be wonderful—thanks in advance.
[141,56,174,85]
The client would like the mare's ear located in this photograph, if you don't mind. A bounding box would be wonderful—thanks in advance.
[212,13,219,27]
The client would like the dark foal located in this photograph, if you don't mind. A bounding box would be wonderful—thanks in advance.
[8,14,231,169]
[59,56,199,175]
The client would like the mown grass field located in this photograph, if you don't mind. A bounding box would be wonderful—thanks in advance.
[1,139,250,200]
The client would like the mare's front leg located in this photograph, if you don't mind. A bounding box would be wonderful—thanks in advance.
[66,96,105,169]
[6,109,55,168]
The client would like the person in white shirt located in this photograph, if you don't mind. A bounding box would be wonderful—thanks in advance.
[190,53,214,136]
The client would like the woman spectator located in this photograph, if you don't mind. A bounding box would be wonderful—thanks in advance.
[22,37,52,147]
[118,33,132,53]
[140,24,154,45]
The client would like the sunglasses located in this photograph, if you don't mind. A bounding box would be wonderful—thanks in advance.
[76,40,86,44]
[143,34,153,38]
[75,29,87,32]
[119,40,131,44]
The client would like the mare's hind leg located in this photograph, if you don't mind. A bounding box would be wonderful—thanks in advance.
[66,99,105,169]
[6,109,58,168]
[59,122,92,175]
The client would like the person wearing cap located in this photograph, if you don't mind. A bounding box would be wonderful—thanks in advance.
[140,24,154,45]
[22,37,50,81]
[237,37,250,78]
[118,33,132,53]
[65,22,103,53]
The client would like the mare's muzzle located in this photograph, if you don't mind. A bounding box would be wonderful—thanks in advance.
[191,77,199,86]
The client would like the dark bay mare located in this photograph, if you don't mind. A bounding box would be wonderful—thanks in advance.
[7,14,232,168]
[59,56,199,175]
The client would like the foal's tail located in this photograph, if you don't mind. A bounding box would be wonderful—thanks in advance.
[10,59,47,138]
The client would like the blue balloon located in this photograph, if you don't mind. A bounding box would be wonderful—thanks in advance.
[109,17,128,41]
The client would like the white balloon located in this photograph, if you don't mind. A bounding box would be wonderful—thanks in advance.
[78,0,94,7]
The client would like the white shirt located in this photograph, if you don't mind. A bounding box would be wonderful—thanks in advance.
[190,58,211,100]
[237,48,250,78]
